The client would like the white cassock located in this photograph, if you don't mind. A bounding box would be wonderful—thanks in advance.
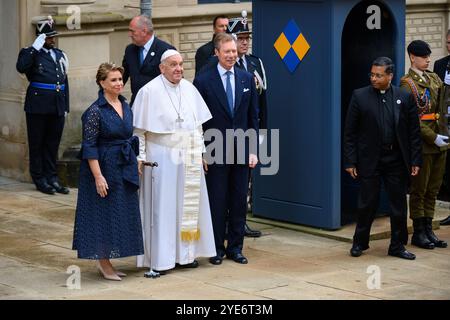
[133,74,216,270]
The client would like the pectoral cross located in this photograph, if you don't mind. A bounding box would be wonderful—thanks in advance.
[176,116,184,124]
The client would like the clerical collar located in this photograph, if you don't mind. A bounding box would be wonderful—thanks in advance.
[161,74,180,88]
[379,85,391,95]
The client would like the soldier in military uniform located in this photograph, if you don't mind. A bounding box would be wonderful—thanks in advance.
[400,40,448,249]
[16,17,70,195]
[226,11,268,238]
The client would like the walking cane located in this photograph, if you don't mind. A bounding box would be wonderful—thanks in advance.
[143,161,160,279]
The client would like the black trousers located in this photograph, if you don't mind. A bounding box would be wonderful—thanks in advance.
[353,149,408,252]
[206,164,249,256]
[26,113,65,185]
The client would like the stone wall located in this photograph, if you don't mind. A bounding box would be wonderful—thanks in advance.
[0,0,251,182]
[2,0,450,182]
[406,0,450,70]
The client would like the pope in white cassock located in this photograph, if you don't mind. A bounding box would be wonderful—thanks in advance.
[133,49,216,272]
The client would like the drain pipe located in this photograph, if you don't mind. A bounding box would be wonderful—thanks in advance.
[140,0,152,17]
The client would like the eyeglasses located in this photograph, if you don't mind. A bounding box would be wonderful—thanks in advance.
[237,36,251,42]
[368,72,386,79]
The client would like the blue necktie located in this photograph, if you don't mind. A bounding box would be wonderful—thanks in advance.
[139,47,145,65]
[225,71,234,116]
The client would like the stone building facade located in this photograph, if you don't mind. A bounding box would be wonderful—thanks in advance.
[0,0,449,182]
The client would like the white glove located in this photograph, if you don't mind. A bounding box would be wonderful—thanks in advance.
[434,134,449,147]
[445,70,450,85]
[32,34,46,51]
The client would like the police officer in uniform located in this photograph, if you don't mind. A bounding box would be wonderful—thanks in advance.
[226,11,268,238]
[16,17,70,195]
[400,40,448,249]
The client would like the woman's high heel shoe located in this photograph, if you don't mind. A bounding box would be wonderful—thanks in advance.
[97,262,122,281]
[115,270,127,277]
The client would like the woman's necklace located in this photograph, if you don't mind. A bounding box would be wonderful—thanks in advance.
[160,76,184,125]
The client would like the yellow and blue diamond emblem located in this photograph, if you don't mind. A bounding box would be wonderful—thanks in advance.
[274,19,310,73]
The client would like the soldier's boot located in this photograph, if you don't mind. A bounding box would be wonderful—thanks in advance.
[411,218,435,249]
[424,217,448,248]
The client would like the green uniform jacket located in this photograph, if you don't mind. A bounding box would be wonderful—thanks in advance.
[400,68,449,154]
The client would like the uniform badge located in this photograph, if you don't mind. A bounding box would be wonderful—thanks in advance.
[397,99,401,104]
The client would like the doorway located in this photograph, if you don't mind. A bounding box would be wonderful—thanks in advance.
[341,0,397,224]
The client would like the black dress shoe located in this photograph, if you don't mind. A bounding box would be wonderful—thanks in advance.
[388,249,416,260]
[178,260,199,268]
[440,216,450,226]
[350,245,363,257]
[209,255,223,265]
[49,181,70,194]
[36,182,56,195]
[244,223,262,238]
[349,244,368,257]
[227,252,248,264]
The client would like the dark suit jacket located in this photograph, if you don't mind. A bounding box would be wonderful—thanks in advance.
[16,47,69,116]
[343,85,422,177]
[195,39,215,76]
[122,37,175,105]
[433,55,450,82]
[194,64,259,165]
[198,54,268,129]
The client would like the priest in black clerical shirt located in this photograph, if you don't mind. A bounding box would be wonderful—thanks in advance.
[343,57,422,260]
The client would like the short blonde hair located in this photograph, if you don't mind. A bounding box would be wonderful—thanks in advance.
[96,62,124,88]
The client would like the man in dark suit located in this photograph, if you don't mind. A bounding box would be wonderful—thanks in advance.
[433,30,450,226]
[16,17,70,195]
[433,30,450,83]
[226,11,268,237]
[194,33,259,265]
[122,15,175,106]
[194,15,228,76]
[343,57,422,260]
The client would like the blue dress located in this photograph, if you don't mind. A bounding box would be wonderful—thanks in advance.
[73,91,144,259]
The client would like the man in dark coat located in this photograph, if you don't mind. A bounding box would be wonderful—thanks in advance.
[433,30,450,226]
[343,57,422,260]
[16,17,70,195]
[433,29,450,83]
[194,15,228,76]
[122,15,175,106]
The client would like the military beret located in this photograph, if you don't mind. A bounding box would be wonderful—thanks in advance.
[407,40,431,57]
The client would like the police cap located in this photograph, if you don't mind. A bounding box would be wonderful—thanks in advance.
[35,16,58,37]
[226,10,251,36]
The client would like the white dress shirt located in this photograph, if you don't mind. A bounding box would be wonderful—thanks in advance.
[141,35,155,61]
